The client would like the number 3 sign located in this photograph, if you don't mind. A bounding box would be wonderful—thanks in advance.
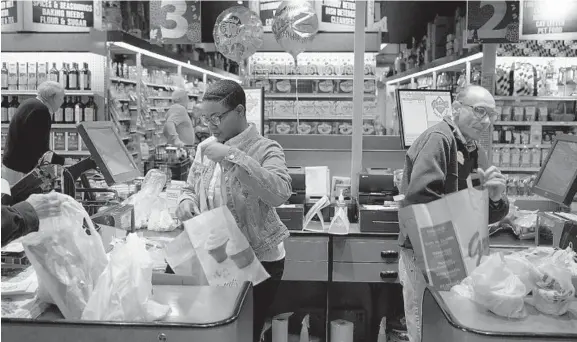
[150,0,201,44]
[466,0,520,44]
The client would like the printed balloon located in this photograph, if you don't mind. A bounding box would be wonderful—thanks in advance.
[213,6,264,63]
[272,0,319,61]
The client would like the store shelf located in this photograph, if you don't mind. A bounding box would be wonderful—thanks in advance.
[494,96,577,101]
[494,121,577,126]
[143,82,175,90]
[149,107,171,111]
[54,150,90,156]
[148,96,173,100]
[265,93,376,99]
[499,167,541,172]
[385,51,484,84]
[252,74,375,80]
[2,123,78,129]
[268,116,375,120]
[110,77,137,85]
[2,90,94,96]
[493,143,552,148]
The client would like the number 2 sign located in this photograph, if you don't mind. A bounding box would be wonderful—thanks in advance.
[150,0,201,44]
[466,0,520,44]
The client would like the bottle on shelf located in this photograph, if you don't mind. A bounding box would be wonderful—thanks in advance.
[59,63,68,90]
[80,62,91,90]
[54,98,64,123]
[84,97,96,122]
[8,96,19,122]
[1,62,8,90]
[37,62,48,87]
[49,63,59,83]
[74,96,84,123]
[1,96,9,123]
[69,63,79,90]
[64,97,75,123]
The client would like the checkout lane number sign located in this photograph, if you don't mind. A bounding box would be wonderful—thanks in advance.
[466,0,520,44]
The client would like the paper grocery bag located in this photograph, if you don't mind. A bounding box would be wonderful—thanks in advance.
[398,178,489,290]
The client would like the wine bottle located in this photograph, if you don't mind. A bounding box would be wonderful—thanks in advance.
[8,96,19,122]
[84,97,96,122]
[64,96,74,123]
[1,96,8,123]
[74,96,84,123]
[80,62,91,90]
[49,63,59,83]
[1,62,8,90]
[59,63,68,89]
[69,63,79,90]
[54,97,64,123]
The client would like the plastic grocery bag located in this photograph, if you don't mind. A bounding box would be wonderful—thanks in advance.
[22,194,108,319]
[82,233,171,321]
[399,177,489,290]
[123,169,167,229]
[147,196,178,232]
[453,253,528,319]
[181,206,270,286]
[526,264,575,316]
[303,195,330,232]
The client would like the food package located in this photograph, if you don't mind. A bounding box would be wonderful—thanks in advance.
[123,169,168,229]
[297,121,316,135]
[317,122,334,135]
[22,194,108,319]
[364,80,376,93]
[511,209,539,240]
[495,62,513,96]
[527,264,575,316]
[82,234,171,321]
[337,122,353,135]
[275,121,295,135]
[513,62,536,96]
[452,253,528,319]
[147,196,178,232]
[300,101,316,116]
[341,102,354,116]
[362,119,376,135]
[276,80,292,93]
[318,80,334,93]
[339,80,353,93]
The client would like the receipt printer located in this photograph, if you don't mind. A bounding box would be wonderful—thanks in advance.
[276,167,306,230]
[358,168,399,233]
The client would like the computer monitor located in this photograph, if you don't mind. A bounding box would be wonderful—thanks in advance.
[532,134,577,207]
[396,89,453,149]
[76,122,141,186]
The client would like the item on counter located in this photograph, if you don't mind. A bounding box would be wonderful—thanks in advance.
[226,242,255,269]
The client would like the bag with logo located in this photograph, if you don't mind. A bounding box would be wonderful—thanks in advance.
[399,178,489,290]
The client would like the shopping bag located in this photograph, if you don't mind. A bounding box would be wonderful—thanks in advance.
[182,206,270,286]
[22,194,108,319]
[398,178,489,290]
[82,233,171,321]
[165,231,209,284]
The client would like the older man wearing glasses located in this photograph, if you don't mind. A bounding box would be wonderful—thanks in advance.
[398,85,509,342]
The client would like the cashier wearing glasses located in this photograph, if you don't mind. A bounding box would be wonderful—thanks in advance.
[176,80,291,342]
[398,85,509,342]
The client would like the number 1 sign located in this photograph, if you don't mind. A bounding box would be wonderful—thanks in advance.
[150,0,201,44]
[466,0,520,44]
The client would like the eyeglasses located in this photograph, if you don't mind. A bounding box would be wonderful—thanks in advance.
[200,109,234,126]
[462,104,499,122]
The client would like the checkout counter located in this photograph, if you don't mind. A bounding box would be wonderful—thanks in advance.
[1,122,255,342]
[421,134,577,342]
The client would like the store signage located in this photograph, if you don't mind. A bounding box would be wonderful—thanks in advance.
[258,0,281,30]
[466,0,520,44]
[520,0,577,40]
[1,0,17,25]
[150,0,201,44]
[321,0,356,27]
[31,1,94,28]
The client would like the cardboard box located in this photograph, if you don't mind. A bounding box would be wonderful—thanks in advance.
[27,62,37,90]
[18,62,28,90]
[53,132,66,151]
[66,132,79,151]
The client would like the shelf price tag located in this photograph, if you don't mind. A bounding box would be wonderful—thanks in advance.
[519,0,577,41]
[150,0,201,44]
[466,0,520,44]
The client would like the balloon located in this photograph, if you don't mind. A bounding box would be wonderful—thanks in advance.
[272,0,319,61]
[213,6,264,63]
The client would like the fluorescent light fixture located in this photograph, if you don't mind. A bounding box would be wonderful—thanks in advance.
[111,42,241,83]
[386,52,484,85]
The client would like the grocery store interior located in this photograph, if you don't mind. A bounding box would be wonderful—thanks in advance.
[1,1,576,342]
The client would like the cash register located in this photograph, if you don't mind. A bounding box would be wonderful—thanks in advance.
[533,134,577,251]
[276,166,306,230]
[358,168,400,233]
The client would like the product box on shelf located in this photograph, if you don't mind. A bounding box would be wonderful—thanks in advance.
[18,62,27,91]
[66,132,79,151]
[297,121,318,135]
[27,63,37,91]
[317,122,334,135]
[1,132,7,150]
[7,62,18,90]
[53,132,66,151]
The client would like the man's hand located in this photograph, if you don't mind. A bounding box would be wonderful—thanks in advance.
[477,167,506,202]
[176,199,195,222]
[201,141,230,163]
[26,193,63,220]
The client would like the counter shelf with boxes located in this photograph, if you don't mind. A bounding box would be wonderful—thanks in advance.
[248,52,381,137]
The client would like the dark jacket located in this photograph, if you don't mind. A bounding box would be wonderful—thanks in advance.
[2,98,63,173]
[399,118,509,248]
[1,202,39,247]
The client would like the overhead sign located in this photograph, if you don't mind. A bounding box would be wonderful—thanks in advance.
[32,0,94,28]
[466,0,520,44]
[150,0,201,44]
[1,0,18,26]
[250,0,379,32]
[520,0,577,40]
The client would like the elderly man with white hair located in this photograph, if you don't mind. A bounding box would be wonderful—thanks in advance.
[162,88,195,147]
[2,81,66,185]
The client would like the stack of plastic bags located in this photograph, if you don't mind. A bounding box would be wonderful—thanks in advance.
[22,193,170,321]
[451,247,576,318]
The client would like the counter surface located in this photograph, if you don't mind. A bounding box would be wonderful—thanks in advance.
[430,289,577,338]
